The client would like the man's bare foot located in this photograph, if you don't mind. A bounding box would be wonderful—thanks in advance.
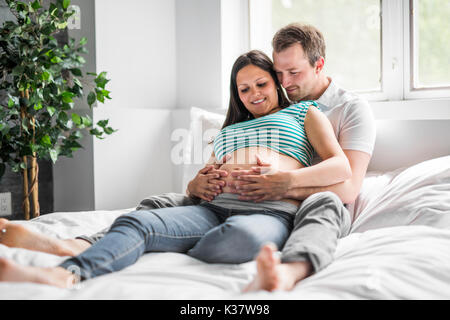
[243,243,313,292]
[0,218,90,257]
[0,257,75,288]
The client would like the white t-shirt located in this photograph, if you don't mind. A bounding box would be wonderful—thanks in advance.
[312,78,376,163]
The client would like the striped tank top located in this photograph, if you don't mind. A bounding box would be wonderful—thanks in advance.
[213,101,318,167]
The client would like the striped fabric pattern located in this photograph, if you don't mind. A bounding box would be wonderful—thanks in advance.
[213,101,318,167]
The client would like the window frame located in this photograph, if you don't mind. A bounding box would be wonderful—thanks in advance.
[404,0,450,99]
[248,0,450,101]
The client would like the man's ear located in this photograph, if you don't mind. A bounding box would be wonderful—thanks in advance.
[315,57,325,74]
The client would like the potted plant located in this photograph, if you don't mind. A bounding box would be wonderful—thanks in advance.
[0,0,115,219]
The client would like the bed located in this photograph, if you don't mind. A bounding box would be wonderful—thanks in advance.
[0,111,449,300]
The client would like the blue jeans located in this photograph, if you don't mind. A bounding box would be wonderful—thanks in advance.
[60,202,293,280]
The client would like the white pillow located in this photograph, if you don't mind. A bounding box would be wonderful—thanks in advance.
[181,107,225,193]
[350,155,450,232]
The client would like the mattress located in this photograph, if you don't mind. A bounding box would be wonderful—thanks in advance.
[1,155,449,300]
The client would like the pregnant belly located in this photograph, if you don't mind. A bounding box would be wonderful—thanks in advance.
[218,146,304,206]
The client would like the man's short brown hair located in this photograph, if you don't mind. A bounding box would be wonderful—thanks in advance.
[272,23,326,67]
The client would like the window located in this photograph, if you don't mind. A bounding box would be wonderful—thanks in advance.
[249,0,450,101]
[410,0,450,89]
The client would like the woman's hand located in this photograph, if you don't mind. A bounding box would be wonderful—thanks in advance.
[229,154,293,202]
[187,165,228,202]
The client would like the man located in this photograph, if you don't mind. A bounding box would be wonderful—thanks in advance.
[235,23,376,291]
[0,24,375,292]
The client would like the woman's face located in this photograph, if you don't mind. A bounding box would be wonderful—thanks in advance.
[236,64,280,118]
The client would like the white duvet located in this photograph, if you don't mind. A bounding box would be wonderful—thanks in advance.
[1,155,449,300]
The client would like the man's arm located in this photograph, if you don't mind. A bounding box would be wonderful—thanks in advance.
[230,106,353,202]
[234,150,370,207]
[285,150,371,205]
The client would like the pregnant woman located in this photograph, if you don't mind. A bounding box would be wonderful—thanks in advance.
[0,50,350,288]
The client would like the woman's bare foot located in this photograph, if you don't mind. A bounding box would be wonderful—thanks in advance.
[243,243,313,292]
[0,218,90,257]
[0,257,75,288]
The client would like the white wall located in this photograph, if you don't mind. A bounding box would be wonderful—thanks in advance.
[92,0,177,210]
[175,0,223,110]
[221,0,250,108]
[95,0,176,110]
[93,107,173,210]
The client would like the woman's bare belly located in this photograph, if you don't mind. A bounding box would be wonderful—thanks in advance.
[217,147,304,207]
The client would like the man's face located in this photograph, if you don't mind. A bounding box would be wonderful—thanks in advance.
[273,44,319,102]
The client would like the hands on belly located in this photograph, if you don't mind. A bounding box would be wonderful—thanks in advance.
[188,149,302,203]
[202,151,302,202]
[223,154,293,202]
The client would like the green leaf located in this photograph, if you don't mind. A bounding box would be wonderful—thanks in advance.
[34,102,43,110]
[76,56,86,64]
[40,135,52,147]
[16,2,28,13]
[100,89,111,99]
[104,127,115,135]
[77,47,88,54]
[62,102,74,110]
[51,56,63,63]
[73,131,83,139]
[73,77,82,88]
[30,143,39,153]
[41,71,51,81]
[58,111,69,123]
[95,72,109,89]
[87,92,96,107]
[79,37,87,46]
[97,119,109,128]
[0,123,7,134]
[47,106,56,117]
[61,91,75,103]
[81,116,92,127]
[96,90,105,103]
[50,4,58,17]
[49,149,58,163]
[8,98,15,108]
[31,0,42,10]
[71,113,81,126]
[8,109,19,117]
[63,0,70,9]
[22,118,29,133]
[71,68,82,77]
[89,128,103,138]
[56,22,68,29]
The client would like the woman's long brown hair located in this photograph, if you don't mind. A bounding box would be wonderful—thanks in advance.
[221,50,291,129]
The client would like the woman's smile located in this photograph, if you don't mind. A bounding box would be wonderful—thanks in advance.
[252,98,266,104]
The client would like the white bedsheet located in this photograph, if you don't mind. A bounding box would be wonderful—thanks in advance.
[1,155,449,300]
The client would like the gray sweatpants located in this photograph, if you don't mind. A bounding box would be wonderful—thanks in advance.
[76,191,351,273]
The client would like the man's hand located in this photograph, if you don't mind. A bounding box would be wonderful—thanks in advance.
[187,163,228,202]
[228,154,293,202]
